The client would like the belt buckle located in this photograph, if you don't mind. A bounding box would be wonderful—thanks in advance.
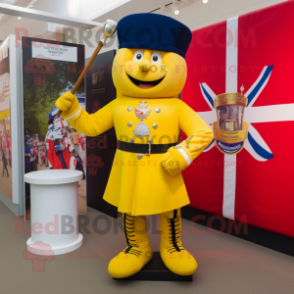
[145,142,151,157]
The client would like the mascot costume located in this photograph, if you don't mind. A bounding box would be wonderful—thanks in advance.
[55,14,213,278]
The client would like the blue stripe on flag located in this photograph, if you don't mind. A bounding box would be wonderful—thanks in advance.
[247,65,274,105]
[200,84,214,108]
[248,132,274,160]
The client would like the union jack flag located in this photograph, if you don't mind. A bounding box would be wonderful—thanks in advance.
[182,0,294,238]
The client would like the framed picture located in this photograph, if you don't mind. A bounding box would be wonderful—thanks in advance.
[21,37,87,220]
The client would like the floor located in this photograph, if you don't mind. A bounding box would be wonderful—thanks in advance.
[1,200,293,294]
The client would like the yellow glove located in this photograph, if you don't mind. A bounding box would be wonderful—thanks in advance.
[55,92,81,119]
[161,145,191,177]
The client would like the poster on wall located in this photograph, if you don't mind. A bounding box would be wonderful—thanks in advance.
[182,0,294,238]
[22,37,86,219]
[0,37,12,201]
[85,50,117,217]
[0,35,19,204]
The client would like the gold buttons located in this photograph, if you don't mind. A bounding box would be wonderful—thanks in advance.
[127,106,132,111]
[155,108,161,113]
[148,138,153,143]
[137,154,143,160]
[130,137,135,143]
[128,122,133,127]
[152,123,158,129]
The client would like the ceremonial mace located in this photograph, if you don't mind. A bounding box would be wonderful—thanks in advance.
[57,19,117,116]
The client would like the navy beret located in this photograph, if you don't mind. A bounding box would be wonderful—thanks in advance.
[117,13,192,58]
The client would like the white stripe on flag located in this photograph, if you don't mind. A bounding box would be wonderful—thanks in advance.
[223,16,239,220]
[226,16,238,93]
[223,154,237,218]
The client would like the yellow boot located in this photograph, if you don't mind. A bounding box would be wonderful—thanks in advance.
[108,214,153,278]
[160,209,197,276]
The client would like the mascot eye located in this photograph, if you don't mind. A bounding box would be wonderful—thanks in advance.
[151,52,162,64]
[133,50,144,62]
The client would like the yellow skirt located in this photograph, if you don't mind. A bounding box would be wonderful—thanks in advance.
[103,149,190,216]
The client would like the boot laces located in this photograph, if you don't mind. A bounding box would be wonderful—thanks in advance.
[123,214,142,257]
[166,215,184,253]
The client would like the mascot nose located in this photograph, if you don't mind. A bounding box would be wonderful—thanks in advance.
[139,61,151,72]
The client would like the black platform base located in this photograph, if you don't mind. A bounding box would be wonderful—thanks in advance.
[114,252,193,282]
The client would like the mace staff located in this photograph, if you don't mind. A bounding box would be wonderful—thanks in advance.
[57,19,117,116]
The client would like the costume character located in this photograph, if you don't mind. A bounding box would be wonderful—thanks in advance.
[47,107,84,177]
[55,14,214,278]
[47,107,76,170]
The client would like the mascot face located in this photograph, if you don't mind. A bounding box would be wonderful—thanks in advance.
[112,48,187,98]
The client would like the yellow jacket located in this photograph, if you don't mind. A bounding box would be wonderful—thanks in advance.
[62,95,213,215]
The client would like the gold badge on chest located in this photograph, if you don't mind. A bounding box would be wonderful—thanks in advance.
[133,101,151,139]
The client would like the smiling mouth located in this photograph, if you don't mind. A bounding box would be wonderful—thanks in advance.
[127,74,165,89]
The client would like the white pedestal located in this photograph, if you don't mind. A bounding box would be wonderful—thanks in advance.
[24,170,83,256]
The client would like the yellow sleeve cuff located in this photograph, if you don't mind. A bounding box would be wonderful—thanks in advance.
[168,145,192,171]
[62,106,82,122]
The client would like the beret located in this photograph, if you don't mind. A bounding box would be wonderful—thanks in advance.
[117,13,192,58]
